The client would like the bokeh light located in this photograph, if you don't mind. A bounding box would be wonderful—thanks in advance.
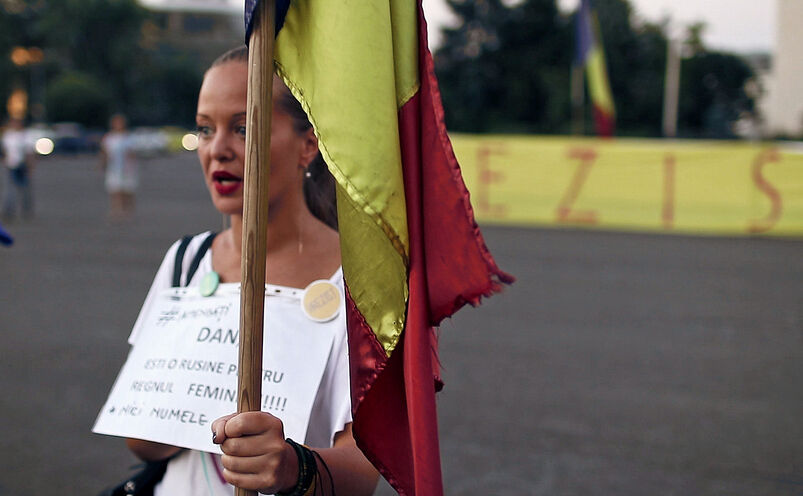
[181,133,198,151]
[34,137,54,155]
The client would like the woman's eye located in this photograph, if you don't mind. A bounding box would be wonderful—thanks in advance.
[236,126,246,138]
[196,125,212,138]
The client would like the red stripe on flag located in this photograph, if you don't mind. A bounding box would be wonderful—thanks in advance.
[592,104,615,137]
[349,86,444,496]
[344,286,388,407]
[416,10,514,326]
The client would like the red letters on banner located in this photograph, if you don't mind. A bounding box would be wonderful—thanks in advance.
[556,147,600,225]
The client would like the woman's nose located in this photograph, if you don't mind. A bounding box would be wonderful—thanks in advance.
[209,132,233,161]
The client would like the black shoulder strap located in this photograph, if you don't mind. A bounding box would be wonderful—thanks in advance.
[172,235,193,288]
[185,231,218,285]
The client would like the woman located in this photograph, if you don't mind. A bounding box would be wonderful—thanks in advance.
[99,113,138,220]
[1,117,34,221]
[125,47,378,495]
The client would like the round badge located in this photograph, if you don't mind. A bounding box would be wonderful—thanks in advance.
[199,271,220,297]
[301,280,341,322]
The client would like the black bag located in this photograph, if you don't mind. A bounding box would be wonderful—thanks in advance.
[97,460,169,496]
[98,232,217,496]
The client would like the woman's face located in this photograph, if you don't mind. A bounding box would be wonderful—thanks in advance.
[195,61,317,217]
[110,114,127,132]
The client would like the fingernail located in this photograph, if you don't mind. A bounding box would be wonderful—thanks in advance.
[212,431,217,443]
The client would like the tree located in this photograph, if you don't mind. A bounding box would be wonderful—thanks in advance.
[679,51,754,138]
[434,0,572,133]
[0,0,203,127]
[45,71,112,127]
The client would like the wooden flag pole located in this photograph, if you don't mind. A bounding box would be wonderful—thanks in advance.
[238,1,275,496]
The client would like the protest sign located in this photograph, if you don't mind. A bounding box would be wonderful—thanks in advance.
[93,283,338,453]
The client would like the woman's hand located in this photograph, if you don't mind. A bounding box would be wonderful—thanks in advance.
[211,412,299,494]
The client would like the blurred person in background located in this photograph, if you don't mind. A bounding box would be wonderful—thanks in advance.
[99,113,138,220]
[1,117,35,221]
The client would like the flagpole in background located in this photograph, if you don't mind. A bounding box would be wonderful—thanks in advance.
[238,1,275,496]
[663,30,681,138]
[571,64,585,136]
[575,0,616,137]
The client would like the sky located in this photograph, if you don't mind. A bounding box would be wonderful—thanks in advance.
[422,0,777,53]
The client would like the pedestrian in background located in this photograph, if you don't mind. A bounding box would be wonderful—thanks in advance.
[99,113,138,220]
[1,117,34,221]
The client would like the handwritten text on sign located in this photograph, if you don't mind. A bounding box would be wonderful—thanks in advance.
[93,285,337,454]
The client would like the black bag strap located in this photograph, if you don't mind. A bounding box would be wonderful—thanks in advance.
[186,232,217,284]
[171,232,217,288]
[171,235,193,288]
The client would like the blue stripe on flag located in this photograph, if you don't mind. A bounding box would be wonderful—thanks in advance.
[245,0,291,43]
[574,0,595,64]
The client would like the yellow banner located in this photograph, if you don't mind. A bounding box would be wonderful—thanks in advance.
[452,135,803,237]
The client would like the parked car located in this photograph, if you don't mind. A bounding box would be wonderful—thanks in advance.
[51,122,98,154]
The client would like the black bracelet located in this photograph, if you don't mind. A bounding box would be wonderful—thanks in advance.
[276,438,317,496]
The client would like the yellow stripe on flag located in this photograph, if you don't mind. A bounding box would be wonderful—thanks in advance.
[275,0,420,353]
[586,48,615,116]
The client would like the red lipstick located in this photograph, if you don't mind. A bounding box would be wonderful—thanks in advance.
[212,170,243,195]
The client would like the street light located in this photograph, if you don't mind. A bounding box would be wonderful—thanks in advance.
[8,46,46,121]
[10,46,44,66]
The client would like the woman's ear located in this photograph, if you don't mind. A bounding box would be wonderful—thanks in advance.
[299,127,319,168]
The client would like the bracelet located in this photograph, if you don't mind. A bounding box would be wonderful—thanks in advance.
[276,438,317,496]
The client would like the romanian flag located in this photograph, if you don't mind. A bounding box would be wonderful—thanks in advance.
[575,0,616,136]
[245,0,513,494]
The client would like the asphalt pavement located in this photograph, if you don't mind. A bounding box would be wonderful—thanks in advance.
[0,152,800,495]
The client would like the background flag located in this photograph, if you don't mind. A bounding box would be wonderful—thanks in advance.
[246,1,513,494]
[575,0,616,136]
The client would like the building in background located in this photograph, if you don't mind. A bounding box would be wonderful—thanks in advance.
[760,0,803,138]
[138,0,243,68]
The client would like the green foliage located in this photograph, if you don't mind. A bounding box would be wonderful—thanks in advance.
[435,0,572,133]
[678,51,754,138]
[127,52,203,127]
[0,0,204,127]
[45,71,112,127]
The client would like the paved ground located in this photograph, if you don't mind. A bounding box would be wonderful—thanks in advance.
[0,153,800,495]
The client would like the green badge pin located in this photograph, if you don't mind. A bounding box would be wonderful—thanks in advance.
[199,271,220,297]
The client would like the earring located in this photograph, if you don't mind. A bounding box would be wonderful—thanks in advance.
[304,169,312,178]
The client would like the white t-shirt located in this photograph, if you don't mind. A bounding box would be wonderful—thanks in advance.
[101,132,138,192]
[130,232,352,496]
[2,129,27,169]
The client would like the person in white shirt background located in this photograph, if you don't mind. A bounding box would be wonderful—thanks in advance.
[1,117,34,221]
[99,113,139,220]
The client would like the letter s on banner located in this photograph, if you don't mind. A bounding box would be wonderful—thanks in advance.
[748,148,783,234]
